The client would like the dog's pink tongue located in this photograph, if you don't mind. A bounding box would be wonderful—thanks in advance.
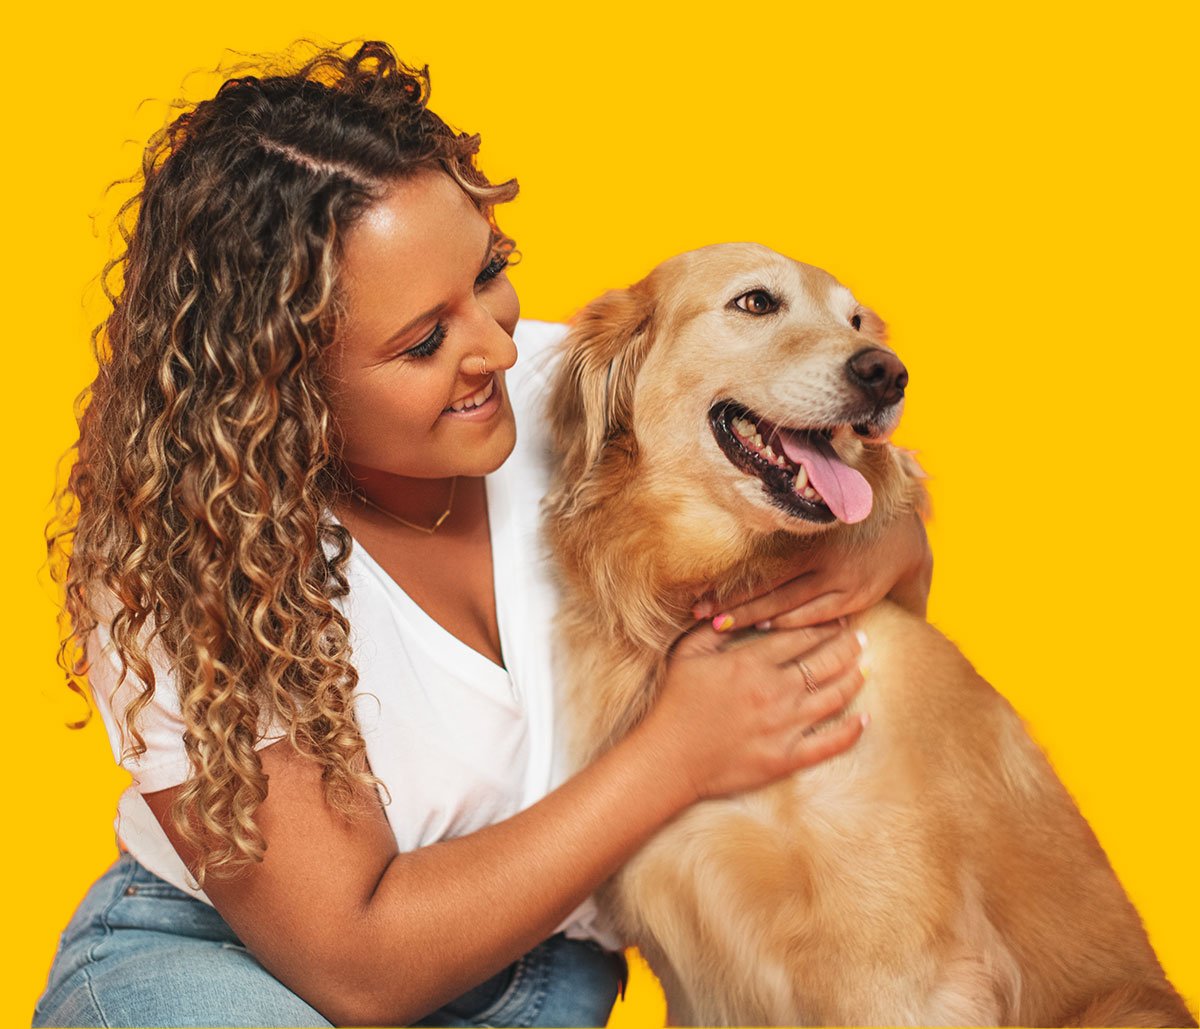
[777,429,873,524]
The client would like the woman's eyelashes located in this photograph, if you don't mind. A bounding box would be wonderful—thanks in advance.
[476,252,509,286]
[406,322,446,358]
[401,253,510,360]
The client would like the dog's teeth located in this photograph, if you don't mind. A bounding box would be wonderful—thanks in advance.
[795,465,808,490]
[764,445,777,461]
[803,486,818,500]
[751,434,763,449]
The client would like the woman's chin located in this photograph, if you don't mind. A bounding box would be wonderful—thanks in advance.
[476,420,519,476]
[447,410,517,478]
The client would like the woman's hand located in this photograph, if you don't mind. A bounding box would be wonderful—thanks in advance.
[640,619,868,804]
[147,613,861,1029]
[694,510,933,632]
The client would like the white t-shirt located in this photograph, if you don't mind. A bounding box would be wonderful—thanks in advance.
[86,319,617,947]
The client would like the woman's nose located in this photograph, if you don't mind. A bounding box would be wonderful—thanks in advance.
[462,313,518,376]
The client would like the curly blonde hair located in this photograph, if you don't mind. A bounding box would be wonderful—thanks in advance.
[44,40,519,884]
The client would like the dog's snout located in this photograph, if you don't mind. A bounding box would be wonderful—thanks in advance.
[846,347,908,407]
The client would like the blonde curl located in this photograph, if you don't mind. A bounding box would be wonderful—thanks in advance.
[44,40,519,884]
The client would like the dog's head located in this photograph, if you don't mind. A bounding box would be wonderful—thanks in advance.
[547,243,923,544]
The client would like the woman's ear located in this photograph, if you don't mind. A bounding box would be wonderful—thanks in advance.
[546,284,656,487]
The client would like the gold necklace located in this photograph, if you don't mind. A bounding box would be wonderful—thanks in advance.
[354,477,458,535]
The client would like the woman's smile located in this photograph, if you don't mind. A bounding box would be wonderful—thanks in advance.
[442,373,501,417]
[325,167,521,487]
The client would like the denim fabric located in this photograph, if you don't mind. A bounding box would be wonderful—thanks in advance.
[411,933,626,1028]
[33,853,626,1028]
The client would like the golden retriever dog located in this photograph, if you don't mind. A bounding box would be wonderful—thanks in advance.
[541,243,1194,1027]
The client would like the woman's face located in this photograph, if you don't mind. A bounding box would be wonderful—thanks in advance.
[324,169,521,484]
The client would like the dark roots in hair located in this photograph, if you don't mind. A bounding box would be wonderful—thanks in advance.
[45,40,519,884]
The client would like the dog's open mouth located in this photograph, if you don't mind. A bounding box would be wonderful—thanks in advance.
[708,401,874,524]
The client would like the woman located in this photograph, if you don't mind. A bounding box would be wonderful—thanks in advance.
[37,41,931,1028]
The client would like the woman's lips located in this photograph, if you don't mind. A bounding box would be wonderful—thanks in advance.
[441,374,502,420]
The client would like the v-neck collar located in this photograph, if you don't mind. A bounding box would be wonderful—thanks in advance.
[327,478,517,697]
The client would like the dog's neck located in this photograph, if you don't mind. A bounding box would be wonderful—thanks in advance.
[547,438,915,656]
[546,448,915,761]
[560,479,828,652]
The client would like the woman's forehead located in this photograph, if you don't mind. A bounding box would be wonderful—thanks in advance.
[335,171,493,349]
[344,170,487,274]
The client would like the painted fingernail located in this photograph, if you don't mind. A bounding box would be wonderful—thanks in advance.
[755,619,772,631]
[713,614,735,632]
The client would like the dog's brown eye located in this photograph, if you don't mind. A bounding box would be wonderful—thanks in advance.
[851,314,862,330]
[734,290,778,315]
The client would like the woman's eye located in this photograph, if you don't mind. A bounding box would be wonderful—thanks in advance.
[404,322,446,359]
[475,252,509,287]
[398,255,508,361]
[733,289,779,315]
[851,313,862,331]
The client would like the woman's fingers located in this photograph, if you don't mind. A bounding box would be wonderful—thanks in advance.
[698,511,933,631]
[671,620,729,659]
[788,705,870,770]
[785,630,863,686]
[653,616,871,801]
[760,633,869,773]
[736,621,860,672]
[795,661,865,725]
[767,590,861,630]
[702,573,819,631]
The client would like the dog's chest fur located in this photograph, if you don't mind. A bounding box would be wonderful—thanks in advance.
[569,600,1022,1026]
[541,253,1193,1026]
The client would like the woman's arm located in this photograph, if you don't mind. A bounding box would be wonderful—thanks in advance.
[144,620,868,1026]
[695,509,933,631]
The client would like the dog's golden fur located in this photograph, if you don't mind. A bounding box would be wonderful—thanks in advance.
[542,243,1194,1027]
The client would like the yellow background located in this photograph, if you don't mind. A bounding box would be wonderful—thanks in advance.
[5,2,1196,1025]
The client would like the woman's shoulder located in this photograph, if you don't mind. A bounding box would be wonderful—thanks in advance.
[514,317,569,354]
[503,320,569,462]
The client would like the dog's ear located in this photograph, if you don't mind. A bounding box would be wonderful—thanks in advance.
[547,284,656,488]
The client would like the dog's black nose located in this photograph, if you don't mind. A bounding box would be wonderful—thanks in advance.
[846,348,908,407]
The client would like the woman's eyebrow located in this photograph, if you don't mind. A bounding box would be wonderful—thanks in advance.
[377,230,498,352]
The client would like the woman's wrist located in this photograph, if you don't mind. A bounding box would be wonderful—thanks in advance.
[614,704,704,813]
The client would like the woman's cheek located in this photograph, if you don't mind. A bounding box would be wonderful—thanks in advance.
[335,382,433,467]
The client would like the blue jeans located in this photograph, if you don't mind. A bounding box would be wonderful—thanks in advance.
[33,853,627,1028]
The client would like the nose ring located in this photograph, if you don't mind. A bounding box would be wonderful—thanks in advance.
[476,356,489,376]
